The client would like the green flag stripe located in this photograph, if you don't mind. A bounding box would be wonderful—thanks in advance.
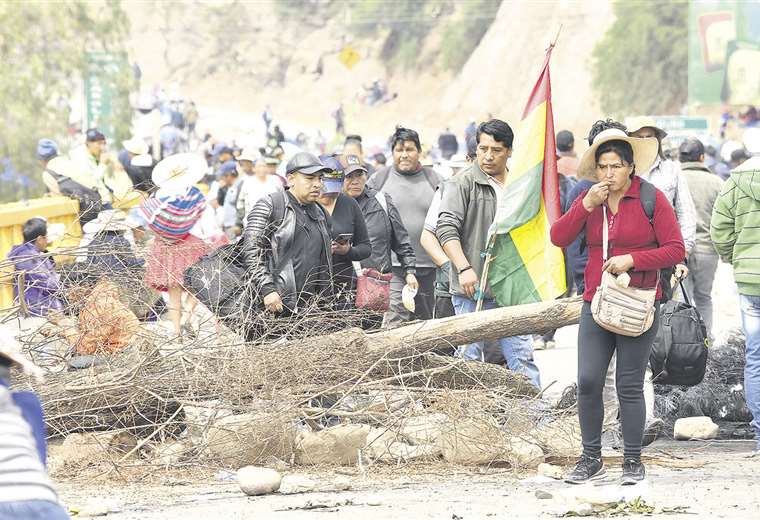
[487,233,541,307]
[489,161,544,237]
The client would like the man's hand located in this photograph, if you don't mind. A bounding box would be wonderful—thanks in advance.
[331,241,351,256]
[405,273,419,290]
[602,254,634,274]
[263,292,284,313]
[674,263,689,280]
[582,180,610,211]
[458,268,479,299]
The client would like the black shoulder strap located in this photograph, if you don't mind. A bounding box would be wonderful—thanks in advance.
[422,167,441,191]
[271,190,288,228]
[639,178,656,225]
[371,166,391,191]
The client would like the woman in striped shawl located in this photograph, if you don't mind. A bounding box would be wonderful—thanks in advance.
[140,154,211,336]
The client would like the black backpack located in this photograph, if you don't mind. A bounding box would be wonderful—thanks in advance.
[649,280,709,387]
[45,167,105,224]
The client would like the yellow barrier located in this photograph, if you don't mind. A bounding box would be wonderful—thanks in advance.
[0,197,82,312]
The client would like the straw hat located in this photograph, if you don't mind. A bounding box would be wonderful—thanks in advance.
[238,147,262,163]
[0,327,44,381]
[123,137,149,156]
[625,116,667,140]
[82,209,135,235]
[577,128,659,181]
[151,153,207,192]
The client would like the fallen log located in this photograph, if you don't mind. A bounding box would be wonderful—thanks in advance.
[20,297,582,436]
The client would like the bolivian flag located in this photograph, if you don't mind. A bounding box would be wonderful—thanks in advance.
[485,46,566,307]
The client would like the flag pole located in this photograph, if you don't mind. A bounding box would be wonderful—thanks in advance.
[475,235,496,312]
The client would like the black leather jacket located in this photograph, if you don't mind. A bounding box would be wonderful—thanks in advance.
[355,187,416,275]
[241,191,333,311]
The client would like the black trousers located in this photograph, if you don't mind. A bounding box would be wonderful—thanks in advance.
[577,302,660,460]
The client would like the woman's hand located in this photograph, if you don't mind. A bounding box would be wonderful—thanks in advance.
[602,254,634,274]
[405,273,419,290]
[582,181,610,211]
[263,292,284,313]
[674,263,689,280]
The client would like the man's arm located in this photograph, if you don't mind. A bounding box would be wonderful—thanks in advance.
[710,179,738,264]
[241,196,277,297]
[436,180,477,297]
[420,229,448,267]
[673,165,697,256]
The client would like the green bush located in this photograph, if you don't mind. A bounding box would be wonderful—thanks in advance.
[441,0,502,72]
[592,0,688,116]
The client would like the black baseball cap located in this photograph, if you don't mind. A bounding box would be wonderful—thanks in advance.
[678,138,705,162]
[286,152,330,176]
[85,128,106,142]
[342,154,367,175]
[556,130,574,152]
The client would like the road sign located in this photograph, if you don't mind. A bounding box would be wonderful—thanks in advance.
[84,52,126,140]
[338,46,361,70]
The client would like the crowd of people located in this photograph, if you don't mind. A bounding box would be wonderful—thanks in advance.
[3,106,760,515]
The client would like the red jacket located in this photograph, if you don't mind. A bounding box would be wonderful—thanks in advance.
[550,177,685,302]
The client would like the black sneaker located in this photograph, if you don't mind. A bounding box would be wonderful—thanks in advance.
[621,458,646,485]
[642,418,663,447]
[564,454,606,484]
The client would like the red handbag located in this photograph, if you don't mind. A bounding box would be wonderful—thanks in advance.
[353,263,392,311]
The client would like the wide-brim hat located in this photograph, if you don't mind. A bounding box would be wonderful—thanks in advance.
[123,137,149,156]
[152,153,207,191]
[577,128,659,181]
[625,116,667,140]
[238,147,262,163]
[0,327,44,381]
[82,209,135,234]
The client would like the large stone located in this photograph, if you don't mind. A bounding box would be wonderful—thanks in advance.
[182,401,234,445]
[294,424,371,465]
[279,474,317,494]
[204,412,297,466]
[363,428,441,462]
[531,416,582,457]
[537,462,564,480]
[51,432,137,470]
[237,466,282,496]
[439,415,508,465]
[505,438,544,469]
[151,440,188,466]
[673,417,719,440]
[400,413,449,446]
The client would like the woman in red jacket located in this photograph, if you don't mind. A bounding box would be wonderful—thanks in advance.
[550,120,685,486]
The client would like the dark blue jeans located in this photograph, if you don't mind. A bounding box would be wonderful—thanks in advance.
[0,500,69,519]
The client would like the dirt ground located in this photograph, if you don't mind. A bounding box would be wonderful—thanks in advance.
[57,439,758,520]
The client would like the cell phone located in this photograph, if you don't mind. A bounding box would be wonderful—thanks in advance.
[334,233,353,244]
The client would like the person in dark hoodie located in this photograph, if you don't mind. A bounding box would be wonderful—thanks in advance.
[7,218,64,318]
[0,328,70,519]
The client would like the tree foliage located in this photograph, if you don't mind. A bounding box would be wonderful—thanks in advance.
[592,0,688,117]
[0,0,133,202]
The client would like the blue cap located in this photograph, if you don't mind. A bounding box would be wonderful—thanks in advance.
[37,139,58,160]
[212,142,232,156]
[217,160,238,176]
[319,155,344,175]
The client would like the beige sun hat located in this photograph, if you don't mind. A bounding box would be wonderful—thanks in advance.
[151,153,207,192]
[122,137,149,156]
[577,128,659,181]
[625,116,667,141]
[82,209,135,235]
[0,327,44,381]
[238,147,262,163]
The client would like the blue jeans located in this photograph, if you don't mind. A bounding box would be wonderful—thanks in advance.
[740,294,760,448]
[0,500,70,520]
[451,295,541,388]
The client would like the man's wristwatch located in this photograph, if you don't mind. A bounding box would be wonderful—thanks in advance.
[457,265,473,275]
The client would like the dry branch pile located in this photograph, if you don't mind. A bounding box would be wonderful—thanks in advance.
[4,242,584,476]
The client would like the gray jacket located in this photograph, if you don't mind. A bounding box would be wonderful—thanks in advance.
[241,191,333,311]
[436,162,497,298]
[355,187,416,274]
[681,161,723,255]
